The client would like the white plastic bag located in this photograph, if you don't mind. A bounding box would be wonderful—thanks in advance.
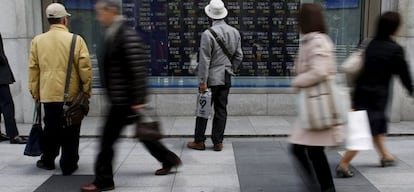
[195,89,212,119]
[345,110,374,151]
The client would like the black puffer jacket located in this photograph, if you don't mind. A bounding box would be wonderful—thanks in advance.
[0,33,15,85]
[100,22,148,106]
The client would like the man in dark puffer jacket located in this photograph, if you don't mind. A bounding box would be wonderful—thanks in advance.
[81,1,181,191]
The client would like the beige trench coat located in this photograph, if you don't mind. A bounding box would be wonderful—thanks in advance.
[288,32,344,146]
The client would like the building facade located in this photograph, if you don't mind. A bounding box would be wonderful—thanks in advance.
[1,0,413,123]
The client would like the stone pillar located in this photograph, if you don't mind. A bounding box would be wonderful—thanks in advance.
[397,0,414,120]
[0,0,43,123]
[382,0,399,12]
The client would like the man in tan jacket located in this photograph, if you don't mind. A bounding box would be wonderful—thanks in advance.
[28,3,92,176]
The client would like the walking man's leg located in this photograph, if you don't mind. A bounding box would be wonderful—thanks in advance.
[141,139,182,175]
[90,106,128,190]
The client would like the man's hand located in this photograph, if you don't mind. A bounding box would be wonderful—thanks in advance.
[131,104,145,112]
[199,83,207,93]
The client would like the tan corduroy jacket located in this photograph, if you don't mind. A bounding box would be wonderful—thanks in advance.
[29,24,92,102]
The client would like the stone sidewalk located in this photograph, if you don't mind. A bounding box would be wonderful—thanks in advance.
[1,116,413,192]
[1,137,414,192]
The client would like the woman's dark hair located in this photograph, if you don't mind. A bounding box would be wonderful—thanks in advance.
[375,11,401,39]
[298,3,327,34]
[47,18,63,25]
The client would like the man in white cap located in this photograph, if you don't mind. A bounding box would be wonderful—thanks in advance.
[187,0,243,151]
[28,3,92,175]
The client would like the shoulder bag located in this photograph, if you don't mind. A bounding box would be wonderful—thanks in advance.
[298,77,349,131]
[63,34,89,127]
[342,39,371,85]
[342,49,364,84]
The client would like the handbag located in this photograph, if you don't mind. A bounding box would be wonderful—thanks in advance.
[24,103,43,156]
[342,49,364,84]
[134,107,163,140]
[298,77,349,131]
[195,89,212,119]
[345,110,374,150]
[62,34,89,127]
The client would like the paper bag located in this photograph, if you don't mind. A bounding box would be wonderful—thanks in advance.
[345,110,374,151]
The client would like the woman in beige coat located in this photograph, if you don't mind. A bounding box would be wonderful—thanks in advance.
[289,4,343,192]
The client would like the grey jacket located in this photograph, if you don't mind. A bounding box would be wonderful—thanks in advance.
[0,33,15,85]
[198,20,243,86]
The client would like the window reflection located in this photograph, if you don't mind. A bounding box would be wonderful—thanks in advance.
[58,0,361,88]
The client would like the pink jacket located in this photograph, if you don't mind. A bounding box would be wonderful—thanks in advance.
[289,32,344,146]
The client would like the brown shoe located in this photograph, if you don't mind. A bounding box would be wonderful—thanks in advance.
[213,143,223,151]
[155,157,182,175]
[187,141,205,150]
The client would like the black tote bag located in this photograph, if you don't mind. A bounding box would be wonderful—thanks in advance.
[24,103,43,156]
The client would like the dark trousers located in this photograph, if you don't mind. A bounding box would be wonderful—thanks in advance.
[0,84,19,138]
[291,144,335,192]
[94,105,178,187]
[194,85,230,144]
[42,102,81,172]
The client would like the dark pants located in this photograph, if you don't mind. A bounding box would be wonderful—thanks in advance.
[194,85,230,145]
[94,105,178,187]
[291,144,335,192]
[0,84,19,138]
[42,102,81,172]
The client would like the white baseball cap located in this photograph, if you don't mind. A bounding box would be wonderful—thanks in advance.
[46,3,71,19]
[204,0,228,20]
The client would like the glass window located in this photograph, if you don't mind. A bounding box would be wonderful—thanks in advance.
[61,0,104,88]
[52,0,362,88]
[316,0,362,63]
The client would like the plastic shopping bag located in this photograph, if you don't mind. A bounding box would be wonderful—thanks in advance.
[195,89,212,119]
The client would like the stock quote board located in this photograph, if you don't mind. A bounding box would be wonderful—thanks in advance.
[123,0,300,77]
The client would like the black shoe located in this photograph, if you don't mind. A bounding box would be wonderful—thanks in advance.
[0,133,10,141]
[335,165,354,178]
[36,160,55,170]
[10,136,27,144]
[62,165,79,176]
[380,158,396,167]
